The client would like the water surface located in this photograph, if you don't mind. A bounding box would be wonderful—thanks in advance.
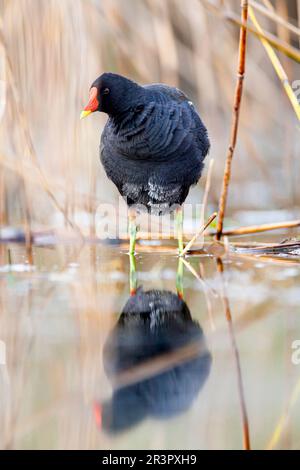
[0,241,300,449]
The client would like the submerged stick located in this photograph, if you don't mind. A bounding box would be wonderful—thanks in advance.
[216,1,249,240]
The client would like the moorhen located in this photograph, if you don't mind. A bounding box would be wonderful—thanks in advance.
[81,73,210,254]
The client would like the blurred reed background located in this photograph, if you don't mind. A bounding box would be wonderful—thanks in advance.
[0,0,300,238]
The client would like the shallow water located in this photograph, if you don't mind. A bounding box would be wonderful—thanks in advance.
[0,240,300,450]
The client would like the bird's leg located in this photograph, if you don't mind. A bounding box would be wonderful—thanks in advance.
[128,208,137,255]
[176,257,184,299]
[129,253,137,296]
[176,206,184,255]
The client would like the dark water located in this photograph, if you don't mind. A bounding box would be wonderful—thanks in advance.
[0,242,300,449]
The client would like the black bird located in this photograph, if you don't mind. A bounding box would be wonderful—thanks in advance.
[81,73,210,253]
[94,288,212,434]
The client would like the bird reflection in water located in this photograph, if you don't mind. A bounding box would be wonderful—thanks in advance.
[94,257,212,434]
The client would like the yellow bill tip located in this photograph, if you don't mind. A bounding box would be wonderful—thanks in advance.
[80,110,92,120]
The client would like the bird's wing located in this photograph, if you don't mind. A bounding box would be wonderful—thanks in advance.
[143,83,190,103]
[143,84,210,157]
[142,99,208,159]
[100,96,209,188]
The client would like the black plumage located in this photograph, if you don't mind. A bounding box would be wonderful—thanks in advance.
[99,288,212,434]
[85,73,210,214]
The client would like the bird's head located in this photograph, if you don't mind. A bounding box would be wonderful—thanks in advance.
[80,72,144,119]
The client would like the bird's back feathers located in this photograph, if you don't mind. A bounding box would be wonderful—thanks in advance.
[100,79,210,212]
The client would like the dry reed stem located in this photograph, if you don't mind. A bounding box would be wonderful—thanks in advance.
[216,1,249,240]
[203,0,300,63]
[219,5,300,63]
[211,219,300,237]
[227,14,300,63]
[249,7,300,121]
[182,212,217,256]
[217,258,251,450]
[250,0,300,38]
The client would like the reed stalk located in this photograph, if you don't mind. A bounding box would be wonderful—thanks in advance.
[216,1,249,240]
[250,0,300,38]
[203,0,300,63]
[249,7,300,121]
[211,219,300,237]
[182,212,217,256]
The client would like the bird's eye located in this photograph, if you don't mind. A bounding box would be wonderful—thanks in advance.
[103,88,110,95]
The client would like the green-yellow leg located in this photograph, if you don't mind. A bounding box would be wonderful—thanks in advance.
[128,210,137,255]
[129,253,137,296]
[176,207,184,255]
[176,257,184,299]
